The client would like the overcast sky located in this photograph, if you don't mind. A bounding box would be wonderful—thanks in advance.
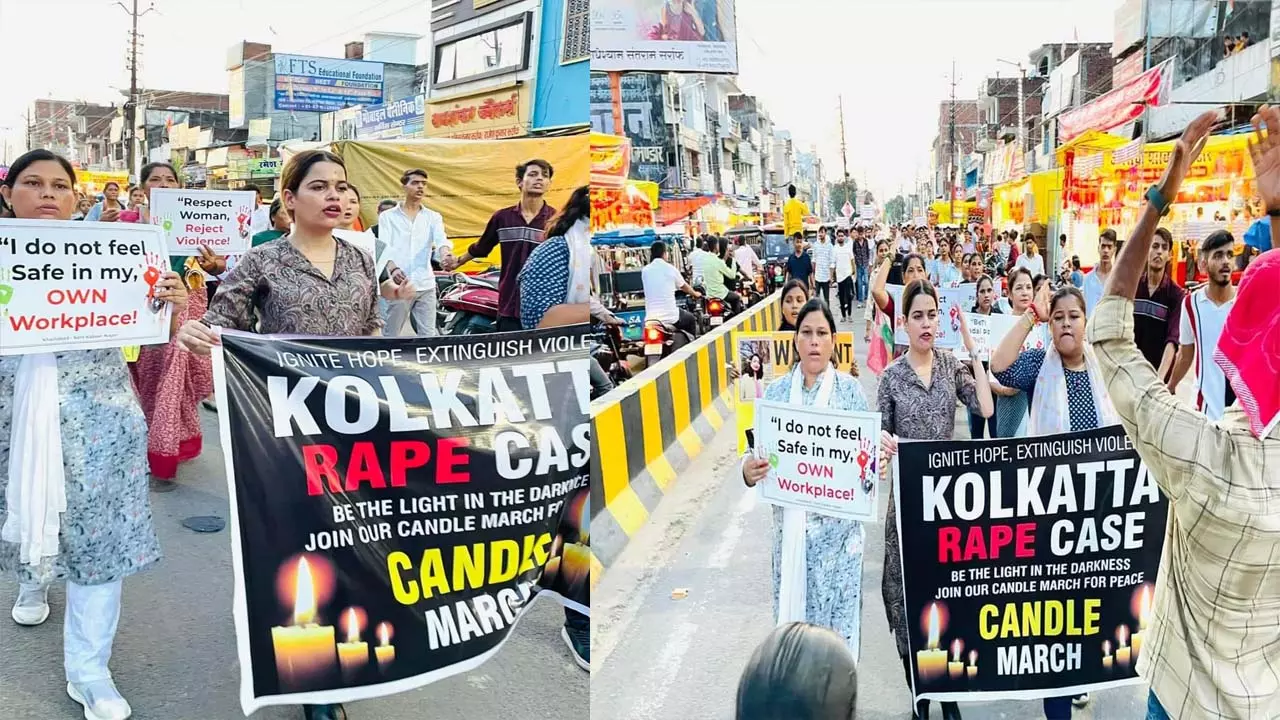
[733,0,1119,202]
[0,0,434,162]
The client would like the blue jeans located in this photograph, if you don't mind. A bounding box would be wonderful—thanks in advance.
[1146,690,1171,720]
[1042,696,1072,719]
[855,263,869,302]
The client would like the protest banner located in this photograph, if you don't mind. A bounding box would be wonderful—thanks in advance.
[886,283,976,348]
[733,331,858,453]
[0,219,173,355]
[212,328,591,713]
[150,188,255,256]
[754,400,880,522]
[894,426,1168,702]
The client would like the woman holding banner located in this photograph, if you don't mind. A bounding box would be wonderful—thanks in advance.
[989,283,1112,718]
[991,267,1037,438]
[128,161,217,488]
[777,279,809,332]
[877,279,992,720]
[1,150,188,720]
[177,149,414,720]
[741,299,871,661]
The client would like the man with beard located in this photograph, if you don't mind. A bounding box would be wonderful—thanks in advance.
[455,159,556,332]
[1168,230,1237,419]
[1133,227,1186,381]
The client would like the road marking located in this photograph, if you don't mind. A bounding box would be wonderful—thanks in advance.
[708,486,757,569]
[627,620,698,720]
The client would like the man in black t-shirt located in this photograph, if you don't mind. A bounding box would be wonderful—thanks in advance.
[784,233,814,293]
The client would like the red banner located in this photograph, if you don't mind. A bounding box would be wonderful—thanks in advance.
[1057,60,1171,143]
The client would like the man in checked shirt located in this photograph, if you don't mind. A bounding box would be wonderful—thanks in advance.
[1088,107,1280,720]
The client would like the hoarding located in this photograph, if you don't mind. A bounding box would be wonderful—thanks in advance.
[229,67,246,128]
[591,0,739,74]
[357,95,426,139]
[588,73,670,184]
[424,85,528,140]
[274,53,385,113]
[1058,60,1172,144]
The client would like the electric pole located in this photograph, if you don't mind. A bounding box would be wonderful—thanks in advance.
[948,59,957,224]
[117,0,154,177]
[838,95,849,182]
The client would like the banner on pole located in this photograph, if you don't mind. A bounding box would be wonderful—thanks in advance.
[213,329,592,713]
[0,219,173,356]
[894,426,1167,702]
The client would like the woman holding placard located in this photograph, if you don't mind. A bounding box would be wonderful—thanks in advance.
[0,149,188,720]
[741,299,870,661]
[878,279,992,720]
[989,285,1109,718]
[177,149,414,720]
[871,251,929,357]
[991,267,1039,438]
[967,275,1011,440]
[128,161,217,487]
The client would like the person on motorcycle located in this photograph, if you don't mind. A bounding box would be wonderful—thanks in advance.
[643,240,701,338]
[702,238,746,315]
[687,235,714,286]
[717,235,754,296]
[733,234,764,286]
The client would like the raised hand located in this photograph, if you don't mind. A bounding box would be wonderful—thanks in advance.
[1248,105,1280,213]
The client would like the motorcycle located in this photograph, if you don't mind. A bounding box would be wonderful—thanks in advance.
[441,273,499,335]
[766,261,787,291]
[594,323,634,388]
[643,319,693,367]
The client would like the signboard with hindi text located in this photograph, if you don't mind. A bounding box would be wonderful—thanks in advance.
[213,328,591,713]
[591,0,739,74]
[0,220,173,355]
[754,399,880,522]
[894,427,1167,702]
[149,189,255,256]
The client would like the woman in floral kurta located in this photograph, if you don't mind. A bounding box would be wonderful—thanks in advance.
[761,369,868,657]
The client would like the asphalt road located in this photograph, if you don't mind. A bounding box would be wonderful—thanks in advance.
[0,409,589,720]
[591,308,1153,720]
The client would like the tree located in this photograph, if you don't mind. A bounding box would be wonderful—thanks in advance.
[827,178,859,217]
[885,195,906,225]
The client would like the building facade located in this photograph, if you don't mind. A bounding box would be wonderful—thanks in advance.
[531,0,589,130]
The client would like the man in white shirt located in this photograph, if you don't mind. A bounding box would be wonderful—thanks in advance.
[832,230,856,322]
[1168,230,1237,419]
[1083,228,1119,317]
[248,186,271,236]
[643,240,700,337]
[687,236,712,286]
[732,235,763,282]
[378,168,449,336]
[1014,235,1045,278]
[811,226,835,308]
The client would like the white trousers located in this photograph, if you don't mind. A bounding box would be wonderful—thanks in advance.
[21,579,123,684]
[383,287,438,337]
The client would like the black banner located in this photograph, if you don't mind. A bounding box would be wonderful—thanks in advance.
[214,329,591,712]
[895,426,1167,701]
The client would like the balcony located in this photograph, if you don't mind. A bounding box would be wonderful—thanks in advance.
[1148,41,1269,138]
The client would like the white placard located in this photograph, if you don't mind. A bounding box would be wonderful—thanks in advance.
[0,220,173,355]
[886,282,977,348]
[150,188,255,256]
[754,400,881,522]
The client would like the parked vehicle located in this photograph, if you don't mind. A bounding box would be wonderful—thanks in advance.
[595,323,634,388]
[643,319,694,367]
[441,273,499,335]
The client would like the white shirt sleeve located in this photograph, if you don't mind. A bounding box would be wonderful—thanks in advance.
[1178,295,1194,345]
[430,211,450,262]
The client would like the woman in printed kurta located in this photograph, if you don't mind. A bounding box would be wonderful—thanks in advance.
[1,150,187,720]
[878,279,993,720]
[741,300,870,658]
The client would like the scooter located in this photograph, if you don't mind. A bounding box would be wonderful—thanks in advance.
[441,273,499,335]
[643,319,693,367]
[595,324,634,388]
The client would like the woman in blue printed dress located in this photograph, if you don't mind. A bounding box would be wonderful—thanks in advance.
[741,299,873,659]
[1,150,187,720]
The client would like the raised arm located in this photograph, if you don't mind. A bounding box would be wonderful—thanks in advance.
[1248,105,1280,252]
[871,256,892,311]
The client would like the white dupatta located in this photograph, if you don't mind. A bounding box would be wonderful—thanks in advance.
[1027,340,1118,435]
[777,364,836,625]
[2,353,66,566]
[565,218,593,304]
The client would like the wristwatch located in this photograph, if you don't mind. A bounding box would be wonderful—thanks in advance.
[1146,185,1172,217]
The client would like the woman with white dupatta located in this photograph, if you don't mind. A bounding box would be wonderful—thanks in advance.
[741,299,870,661]
[988,282,1118,720]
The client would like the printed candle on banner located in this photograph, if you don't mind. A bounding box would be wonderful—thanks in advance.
[336,608,368,682]
[1115,626,1131,669]
[948,639,964,679]
[1132,586,1151,658]
[271,557,337,692]
[966,650,977,678]
[374,622,395,673]
[916,603,948,682]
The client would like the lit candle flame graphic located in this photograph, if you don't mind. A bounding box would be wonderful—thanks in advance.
[927,603,941,649]
[293,557,317,625]
[968,650,977,667]
[1103,640,1112,656]
[345,608,359,643]
[951,639,962,662]
[378,622,390,647]
[1117,625,1129,648]
[1139,587,1151,628]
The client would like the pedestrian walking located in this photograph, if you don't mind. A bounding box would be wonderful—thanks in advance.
[812,227,834,308]
[2,149,188,720]
[377,167,448,336]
